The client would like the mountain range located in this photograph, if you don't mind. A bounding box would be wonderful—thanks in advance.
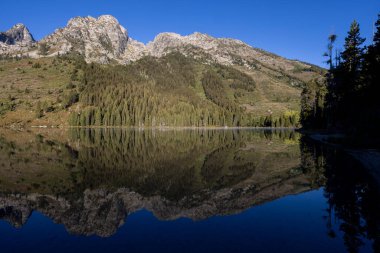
[0,15,325,128]
[1,15,317,70]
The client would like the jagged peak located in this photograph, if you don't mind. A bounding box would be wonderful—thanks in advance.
[153,32,183,41]
[189,32,246,46]
[64,15,127,37]
[153,32,214,41]
[10,23,27,30]
[187,32,214,40]
[150,31,245,46]
[149,32,216,46]
[0,23,35,45]
[7,23,32,36]
[67,15,121,26]
[67,16,96,26]
[98,15,119,23]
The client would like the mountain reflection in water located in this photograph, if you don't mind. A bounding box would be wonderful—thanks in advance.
[0,129,379,253]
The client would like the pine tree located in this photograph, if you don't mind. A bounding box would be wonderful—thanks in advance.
[364,14,380,95]
[341,21,366,74]
[360,13,380,133]
[329,20,365,127]
[324,34,337,70]
[374,14,380,47]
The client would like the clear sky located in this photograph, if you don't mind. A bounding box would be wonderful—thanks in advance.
[1,0,379,66]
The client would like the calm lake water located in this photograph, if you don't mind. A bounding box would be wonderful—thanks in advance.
[0,129,379,253]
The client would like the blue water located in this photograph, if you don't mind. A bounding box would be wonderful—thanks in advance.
[0,129,378,253]
[0,189,372,253]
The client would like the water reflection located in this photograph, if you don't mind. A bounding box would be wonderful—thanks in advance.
[0,129,379,252]
[301,137,380,253]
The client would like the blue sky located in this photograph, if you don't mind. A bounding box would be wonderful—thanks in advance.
[1,0,379,66]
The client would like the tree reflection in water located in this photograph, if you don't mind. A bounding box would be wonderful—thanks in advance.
[0,129,379,253]
[301,137,380,253]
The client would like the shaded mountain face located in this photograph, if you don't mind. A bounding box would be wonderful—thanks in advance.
[0,129,324,237]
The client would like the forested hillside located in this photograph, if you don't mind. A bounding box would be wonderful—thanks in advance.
[69,53,296,127]
[0,52,316,128]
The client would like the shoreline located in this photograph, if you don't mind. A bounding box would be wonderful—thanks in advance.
[3,125,299,131]
[304,131,380,190]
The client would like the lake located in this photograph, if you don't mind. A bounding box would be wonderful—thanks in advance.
[0,128,379,253]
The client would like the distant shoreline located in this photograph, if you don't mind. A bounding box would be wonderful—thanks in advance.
[11,125,299,131]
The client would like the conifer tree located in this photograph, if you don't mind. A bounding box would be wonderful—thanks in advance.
[364,14,380,95]
[324,34,337,70]
[374,14,380,47]
[341,21,366,75]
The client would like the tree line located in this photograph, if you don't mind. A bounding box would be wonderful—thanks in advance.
[301,13,380,144]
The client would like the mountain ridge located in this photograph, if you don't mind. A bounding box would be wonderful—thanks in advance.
[0,15,322,75]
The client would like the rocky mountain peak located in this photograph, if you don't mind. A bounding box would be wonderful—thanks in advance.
[13,23,26,29]
[0,23,35,46]
[187,32,214,41]
[98,14,120,24]
[154,32,182,40]
[67,16,96,27]
[67,15,122,29]
[41,15,129,63]
[144,31,248,62]
[147,32,183,55]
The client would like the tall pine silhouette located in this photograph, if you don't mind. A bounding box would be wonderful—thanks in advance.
[300,14,380,146]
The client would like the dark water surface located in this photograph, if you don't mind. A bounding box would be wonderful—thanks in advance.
[0,129,379,253]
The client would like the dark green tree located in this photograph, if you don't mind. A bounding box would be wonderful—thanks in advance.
[324,34,337,70]
[341,21,366,80]
[363,14,380,95]
[324,20,366,129]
